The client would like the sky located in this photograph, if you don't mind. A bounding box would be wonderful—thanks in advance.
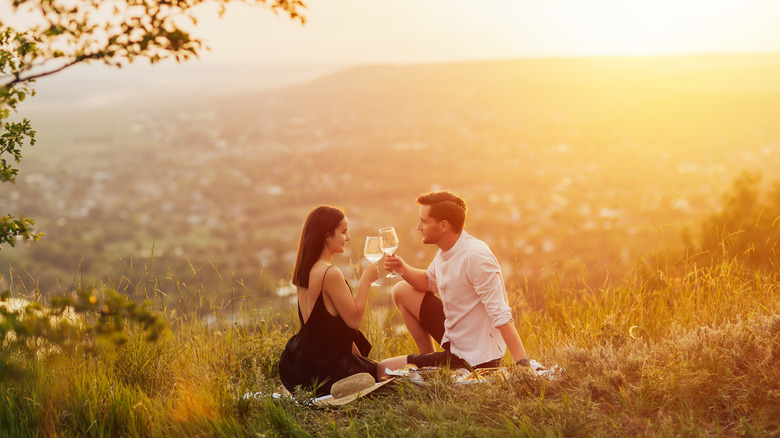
[3,0,780,99]
[191,0,780,64]
[5,0,780,64]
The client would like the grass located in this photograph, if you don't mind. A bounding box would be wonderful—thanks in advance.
[1,254,779,437]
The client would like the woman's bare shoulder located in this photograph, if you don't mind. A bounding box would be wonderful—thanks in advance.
[321,265,347,292]
[307,263,343,290]
[323,265,345,282]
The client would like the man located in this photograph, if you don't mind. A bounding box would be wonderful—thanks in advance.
[377,190,529,378]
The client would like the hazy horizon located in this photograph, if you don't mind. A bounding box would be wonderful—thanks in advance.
[5,0,780,109]
[20,52,780,112]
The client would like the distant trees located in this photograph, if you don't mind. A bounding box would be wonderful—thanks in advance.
[697,171,780,269]
[1,0,305,250]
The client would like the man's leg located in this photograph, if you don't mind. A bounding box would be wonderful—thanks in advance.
[392,281,435,354]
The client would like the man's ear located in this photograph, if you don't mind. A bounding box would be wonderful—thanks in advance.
[440,219,450,232]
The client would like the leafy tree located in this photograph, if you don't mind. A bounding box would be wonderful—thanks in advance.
[1,0,305,380]
[1,0,305,249]
[699,171,780,269]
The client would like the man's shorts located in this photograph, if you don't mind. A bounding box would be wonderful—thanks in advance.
[406,292,501,369]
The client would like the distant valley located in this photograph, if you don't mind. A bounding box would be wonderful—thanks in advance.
[3,54,779,311]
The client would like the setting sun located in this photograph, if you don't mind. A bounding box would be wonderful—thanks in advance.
[540,1,766,56]
[547,1,710,55]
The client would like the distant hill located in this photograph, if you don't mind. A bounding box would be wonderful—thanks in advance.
[236,54,780,140]
[24,61,349,111]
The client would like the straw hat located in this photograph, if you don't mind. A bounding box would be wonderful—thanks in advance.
[314,373,394,406]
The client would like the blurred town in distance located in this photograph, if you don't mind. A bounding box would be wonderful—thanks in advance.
[2,54,779,312]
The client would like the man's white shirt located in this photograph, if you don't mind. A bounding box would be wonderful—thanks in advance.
[426,231,513,366]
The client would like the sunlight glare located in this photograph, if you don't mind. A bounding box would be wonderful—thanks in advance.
[448,0,763,58]
[527,0,743,56]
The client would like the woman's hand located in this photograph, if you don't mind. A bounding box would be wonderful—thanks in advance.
[360,262,381,285]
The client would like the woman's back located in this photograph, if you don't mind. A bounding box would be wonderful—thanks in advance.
[297,263,340,323]
[278,266,377,396]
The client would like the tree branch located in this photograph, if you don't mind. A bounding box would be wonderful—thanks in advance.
[2,58,86,90]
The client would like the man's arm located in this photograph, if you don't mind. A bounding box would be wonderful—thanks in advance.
[498,321,528,364]
[399,266,429,292]
[465,246,529,364]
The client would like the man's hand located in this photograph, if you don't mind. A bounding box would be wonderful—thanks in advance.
[385,253,409,277]
[384,254,429,291]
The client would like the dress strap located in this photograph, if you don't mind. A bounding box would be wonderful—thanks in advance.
[320,265,332,293]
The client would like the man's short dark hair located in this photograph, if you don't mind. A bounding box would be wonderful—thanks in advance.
[416,190,467,233]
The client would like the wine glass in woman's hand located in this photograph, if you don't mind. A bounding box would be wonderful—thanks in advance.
[363,236,383,286]
[378,227,401,278]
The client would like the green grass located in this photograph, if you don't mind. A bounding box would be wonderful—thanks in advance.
[1,255,779,437]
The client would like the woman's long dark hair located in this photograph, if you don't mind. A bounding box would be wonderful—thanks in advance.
[291,205,346,288]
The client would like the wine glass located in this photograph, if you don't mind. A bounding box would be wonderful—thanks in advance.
[363,236,383,286]
[378,227,401,278]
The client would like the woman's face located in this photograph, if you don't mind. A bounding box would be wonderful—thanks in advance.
[326,217,350,253]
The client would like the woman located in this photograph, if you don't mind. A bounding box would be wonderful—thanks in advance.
[278,205,381,397]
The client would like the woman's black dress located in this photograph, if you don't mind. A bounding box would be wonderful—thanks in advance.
[278,268,377,397]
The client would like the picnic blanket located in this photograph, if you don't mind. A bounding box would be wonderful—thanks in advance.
[243,359,561,406]
[242,375,394,406]
[385,359,561,385]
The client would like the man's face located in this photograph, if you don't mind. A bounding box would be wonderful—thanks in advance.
[417,205,444,245]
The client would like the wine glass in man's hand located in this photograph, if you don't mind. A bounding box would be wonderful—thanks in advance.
[378,227,401,278]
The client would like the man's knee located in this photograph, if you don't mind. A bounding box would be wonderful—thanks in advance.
[391,281,410,306]
[391,281,418,308]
